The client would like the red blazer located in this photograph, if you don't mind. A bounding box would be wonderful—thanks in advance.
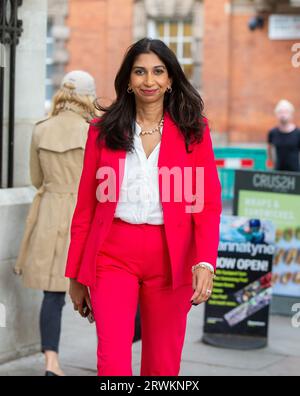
[65,111,222,290]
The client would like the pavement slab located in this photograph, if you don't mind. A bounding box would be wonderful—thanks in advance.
[0,297,299,376]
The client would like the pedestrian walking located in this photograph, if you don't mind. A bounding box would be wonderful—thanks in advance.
[267,99,300,172]
[14,70,97,376]
[66,38,222,376]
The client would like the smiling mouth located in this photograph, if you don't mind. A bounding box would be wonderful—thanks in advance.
[141,89,159,94]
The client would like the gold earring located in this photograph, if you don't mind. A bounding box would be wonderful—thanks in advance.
[127,86,133,93]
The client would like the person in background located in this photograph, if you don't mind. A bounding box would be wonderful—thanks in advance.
[14,71,97,376]
[267,99,300,172]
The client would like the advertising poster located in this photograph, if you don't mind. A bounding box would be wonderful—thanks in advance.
[203,215,275,344]
[233,170,300,297]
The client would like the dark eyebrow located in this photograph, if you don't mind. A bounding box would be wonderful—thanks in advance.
[132,65,166,70]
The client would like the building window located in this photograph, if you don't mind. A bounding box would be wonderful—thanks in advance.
[148,19,194,81]
[45,21,54,112]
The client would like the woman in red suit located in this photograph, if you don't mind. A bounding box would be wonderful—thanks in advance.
[65,38,222,376]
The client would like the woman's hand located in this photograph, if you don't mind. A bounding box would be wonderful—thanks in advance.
[69,278,92,317]
[190,268,214,305]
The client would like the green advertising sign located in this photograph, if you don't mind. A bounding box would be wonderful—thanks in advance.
[237,190,300,229]
[234,170,300,298]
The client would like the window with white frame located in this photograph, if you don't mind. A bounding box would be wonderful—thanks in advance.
[148,19,194,82]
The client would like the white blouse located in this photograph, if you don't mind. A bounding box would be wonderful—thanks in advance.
[114,121,164,224]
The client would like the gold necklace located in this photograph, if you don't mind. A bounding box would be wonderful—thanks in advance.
[137,116,164,135]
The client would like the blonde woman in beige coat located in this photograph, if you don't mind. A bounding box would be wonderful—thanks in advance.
[14,71,97,376]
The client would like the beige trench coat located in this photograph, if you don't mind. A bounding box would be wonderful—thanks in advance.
[14,106,90,291]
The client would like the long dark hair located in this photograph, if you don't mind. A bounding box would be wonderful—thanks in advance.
[94,38,206,153]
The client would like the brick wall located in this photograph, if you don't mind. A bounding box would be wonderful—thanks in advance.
[66,0,134,101]
[65,0,300,143]
[202,0,232,138]
[203,0,300,143]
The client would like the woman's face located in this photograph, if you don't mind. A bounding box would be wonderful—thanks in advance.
[129,52,172,105]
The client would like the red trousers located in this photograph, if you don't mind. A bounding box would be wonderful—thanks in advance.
[89,217,193,376]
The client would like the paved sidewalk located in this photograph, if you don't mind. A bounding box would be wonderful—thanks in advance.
[0,297,299,376]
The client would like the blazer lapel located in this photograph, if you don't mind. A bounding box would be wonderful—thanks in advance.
[158,111,186,169]
[158,111,188,212]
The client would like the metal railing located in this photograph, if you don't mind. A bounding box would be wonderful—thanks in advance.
[0,0,23,188]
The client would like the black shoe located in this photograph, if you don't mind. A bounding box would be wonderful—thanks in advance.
[45,371,59,376]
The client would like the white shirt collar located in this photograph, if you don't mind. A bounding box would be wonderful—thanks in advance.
[135,121,163,137]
